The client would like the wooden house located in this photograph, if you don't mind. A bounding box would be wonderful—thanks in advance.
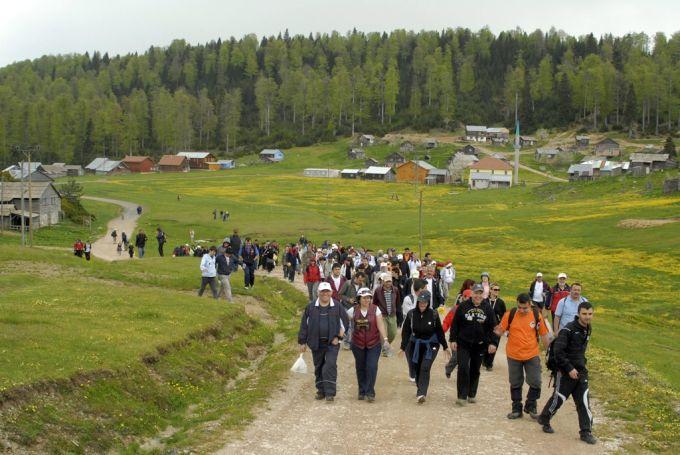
[158,155,190,172]
[348,148,366,160]
[122,155,155,173]
[594,138,621,157]
[0,181,61,230]
[85,158,130,175]
[575,135,590,148]
[465,125,487,142]
[259,149,285,163]
[395,160,436,184]
[520,136,537,147]
[384,152,406,167]
[340,169,362,179]
[629,153,674,173]
[303,168,340,178]
[487,127,510,144]
[468,157,513,189]
[177,151,218,169]
[362,166,395,182]
[535,148,562,161]
[424,138,438,149]
[364,157,379,167]
[400,141,415,153]
[425,168,451,185]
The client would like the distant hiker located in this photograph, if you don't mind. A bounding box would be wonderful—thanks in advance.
[117,242,123,256]
[549,273,571,323]
[73,239,84,257]
[111,229,117,243]
[238,237,259,289]
[422,266,443,309]
[440,262,456,300]
[216,247,236,302]
[449,283,498,406]
[156,227,166,257]
[135,229,148,258]
[189,229,195,243]
[372,273,401,354]
[325,263,346,301]
[495,293,551,420]
[348,287,389,402]
[401,278,427,382]
[529,272,549,318]
[127,243,134,258]
[136,206,142,215]
[121,231,128,247]
[400,291,450,404]
[483,283,507,371]
[229,229,242,257]
[83,241,91,261]
[285,243,299,282]
[338,271,366,310]
[298,282,349,402]
[177,194,181,201]
[212,208,217,220]
[303,258,323,303]
[538,301,596,445]
[553,283,588,334]
[198,246,218,299]
[480,271,491,298]
[222,211,228,222]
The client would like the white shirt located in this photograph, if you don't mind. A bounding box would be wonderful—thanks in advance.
[331,275,342,291]
[532,281,544,302]
[402,295,417,318]
[425,277,434,306]
[441,267,455,284]
[200,254,217,277]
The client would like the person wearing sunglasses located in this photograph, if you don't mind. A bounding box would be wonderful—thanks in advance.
[483,283,506,371]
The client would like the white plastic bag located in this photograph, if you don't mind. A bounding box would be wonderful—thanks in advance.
[290,353,308,374]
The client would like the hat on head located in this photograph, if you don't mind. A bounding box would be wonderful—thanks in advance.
[536,272,543,277]
[397,253,403,260]
[558,272,567,279]
[381,273,393,282]
[471,283,484,293]
[446,262,452,268]
[318,282,332,292]
[331,244,338,250]
[357,287,372,297]
[411,270,420,279]
[481,271,490,278]
[417,291,431,303]
[383,254,389,259]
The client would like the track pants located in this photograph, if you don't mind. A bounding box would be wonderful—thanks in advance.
[539,370,593,434]
[312,342,340,397]
[457,341,485,399]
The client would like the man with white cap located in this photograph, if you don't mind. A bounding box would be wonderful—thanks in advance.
[440,262,456,301]
[529,272,548,317]
[298,281,349,402]
[372,272,401,353]
[548,273,571,323]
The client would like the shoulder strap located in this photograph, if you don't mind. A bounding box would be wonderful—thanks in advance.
[507,307,517,328]
[532,307,541,340]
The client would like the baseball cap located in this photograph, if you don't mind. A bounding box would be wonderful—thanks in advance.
[558,273,567,279]
[357,287,372,297]
[536,272,543,277]
[397,253,403,260]
[481,271,490,278]
[417,291,431,303]
[381,273,393,282]
[471,283,484,293]
[318,282,332,292]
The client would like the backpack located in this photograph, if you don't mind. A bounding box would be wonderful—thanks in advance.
[545,338,558,375]
[506,306,541,341]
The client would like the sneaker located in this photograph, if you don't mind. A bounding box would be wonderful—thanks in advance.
[315,391,325,400]
[358,394,366,401]
[409,376,416,383]
[467,397,477,404]
[367,395,375,403]
[244,285,250,290]
[542,424,555,434]
[456,398,467,407]
[507,411,523,419]
[417,395,426,404]
[523,404,538,419]
[325,396,334,402]
[580,433,597,445]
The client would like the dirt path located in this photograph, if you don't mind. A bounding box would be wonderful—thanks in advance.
[216,269,614,454]
[82,196,141,262]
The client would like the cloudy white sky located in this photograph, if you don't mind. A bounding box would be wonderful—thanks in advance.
[1,0,678,66]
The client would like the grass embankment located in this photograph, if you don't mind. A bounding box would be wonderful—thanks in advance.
[0,244,307,453]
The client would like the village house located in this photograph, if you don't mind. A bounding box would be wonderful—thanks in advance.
[122,155,155,173]
[593,138,621,157]
[40,164,68,179]
[487,127,511,144]
[340,169,362,179]
[362,166,395,182]
[303,168,341,178]
[259,149,285,163]
[158,155,190,172]
[575,135,590,148]
[567,163,595,181]
[520,136,537,147]
[465,125,487,142]
[535,147,562,161]
[348,148,366,160]
[461,145,478,157]
[0,181,62,230]
[400,141,415,153]
[3,163,53,182]
[468,157,513,189]
[63,165,84,177]
[425,168,451,185]
[359,134,375,147]
[424,138,438,149]
[384,152,406,167]
[447,152,479,184]
[364,157,379,167]
[216,159,235,169]
[629,153,674,173]
[177,151,218,169]
[84,158,130,175]
[395,160,436,184]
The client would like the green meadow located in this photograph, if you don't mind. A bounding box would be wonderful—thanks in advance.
[0,139,678,452]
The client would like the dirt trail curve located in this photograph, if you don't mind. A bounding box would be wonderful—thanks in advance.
[217,269,615,454]
[82,196,141,262]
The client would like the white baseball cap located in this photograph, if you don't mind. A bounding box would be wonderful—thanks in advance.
[357,287,372,297]
[318,282,332,292]
[381,273,393,282]
[558,273,567,279]
[536,272,543,277]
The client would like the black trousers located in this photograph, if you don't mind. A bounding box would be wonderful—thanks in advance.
[408,341,440,397]
[312,342,340,397]
[457,341,485,399]
[540,370,593,434]
[286,265,296,282]
[198,276,218,298]
[158,242,164,257]
[483,333,501,368]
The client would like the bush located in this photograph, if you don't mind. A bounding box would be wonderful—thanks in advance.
[61,198,94,224]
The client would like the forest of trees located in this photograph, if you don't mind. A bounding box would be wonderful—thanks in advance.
[0,27,679,165]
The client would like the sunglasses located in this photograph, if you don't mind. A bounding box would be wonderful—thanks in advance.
[492,288,500,291]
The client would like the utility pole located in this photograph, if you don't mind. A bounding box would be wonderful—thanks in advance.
[418,190,423,260]
[19,159,25,246]
[513,91,520,185]
[27,148,34,247]
[14,145,39,247]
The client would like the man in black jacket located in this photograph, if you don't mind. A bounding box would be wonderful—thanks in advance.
[215,248,236,302]
[538,301,597,445]
[298,282,349,402]
[449,283,498,406]
[483,283,507,370]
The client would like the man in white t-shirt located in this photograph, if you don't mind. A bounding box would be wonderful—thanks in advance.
[529,272,548,318]
[554,283,588,334]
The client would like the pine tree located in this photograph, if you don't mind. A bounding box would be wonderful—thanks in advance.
[663,136,676,158]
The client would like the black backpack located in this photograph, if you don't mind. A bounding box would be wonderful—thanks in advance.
[506,306,541,341]
[545,338,558,375]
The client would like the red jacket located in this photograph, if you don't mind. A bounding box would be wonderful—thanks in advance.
[442,304,459,333]
[303,264,322,283]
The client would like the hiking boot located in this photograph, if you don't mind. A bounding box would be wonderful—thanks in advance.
[367,395,375,403]
[580,433,597,445]
[524,403,538,419]
[315,391,325,400]
[417,395,426,404]
[358,394,366,401]
[456,398,467,407]
[467,397,477,403]
[325,396,334,402]
[507,410,523,419]
[542,424,555,434]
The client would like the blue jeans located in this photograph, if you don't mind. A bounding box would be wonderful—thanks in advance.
[244,263,256,286]
[351,343,381,397]
[137,246,145,258]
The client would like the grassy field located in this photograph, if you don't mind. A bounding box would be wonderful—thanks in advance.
[1,138,679,452]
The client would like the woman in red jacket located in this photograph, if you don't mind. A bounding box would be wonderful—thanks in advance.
[303,258,322,302]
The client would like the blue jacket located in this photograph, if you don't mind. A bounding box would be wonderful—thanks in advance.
[298,299,349,351]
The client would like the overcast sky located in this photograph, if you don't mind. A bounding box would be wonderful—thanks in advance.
[2,0,678,67]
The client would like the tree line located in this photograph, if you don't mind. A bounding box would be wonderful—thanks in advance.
[0,27,679,165]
